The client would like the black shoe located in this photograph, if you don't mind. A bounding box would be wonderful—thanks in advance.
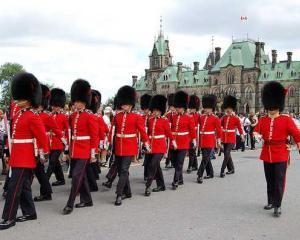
[187,168,192,174]
[145,188,151,196]
[121,193,132,200]
[115,196,122,206]
[273,207,281,217]
[62,206,73,215]
[178,181,184,185]
[144,177,148,182]
[102,181,112,189]
[152,186,166,192]
[204,175,214,179]
[197,177,203,184]
[16,214,37,222]
[165,164,171,169]
[192,167,198,171]
[226,170,235,175]
[90,187,99,192]
[52,181,65,186]
[264,204,274,210]
[172,182,178,190]
[220,173,225,178]
[75,202,93,208]
[0,220,16,230]
[34,195,52,202]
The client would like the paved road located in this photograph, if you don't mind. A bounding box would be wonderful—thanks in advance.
[1,150,300,240]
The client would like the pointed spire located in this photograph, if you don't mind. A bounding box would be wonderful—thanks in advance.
[211,35,214,52]
[159,16,164,37]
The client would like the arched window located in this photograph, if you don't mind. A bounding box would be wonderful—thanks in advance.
[227,70,235,84]
[289,86,296,97]
[245,86,253,100]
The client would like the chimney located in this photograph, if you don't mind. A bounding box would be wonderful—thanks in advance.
[215,47,221,63]
[287,51,292,68]
[254,42,261,67]
[132,75,138,86]
[260,42,265,51]
[271,50,277,69]
[177,62,183,80]
[193,61,199,75]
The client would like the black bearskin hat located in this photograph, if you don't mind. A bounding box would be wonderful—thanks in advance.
[222,95,237,110]
[41,84,51,110]
[89,90,102,114]
[11,72,42,108]
[116,85,136,108]
[150,95,167,115]
[113,97,119,110]
[188,95,200,111]
[167,93,175,107]
[174,91,189,109]
[71,79,92,106]
[50,88,66,108]
[140,94,152,110]
[202,94,217,109]
[262,81,286,112]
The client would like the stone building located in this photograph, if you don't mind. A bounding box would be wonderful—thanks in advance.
[133,31,300,113]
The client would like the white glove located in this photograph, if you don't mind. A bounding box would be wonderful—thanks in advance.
[144,143,151,153]
[254,133,262,143]
[192,139,197,149]
[61,137,68,146]
[90,148,96,162]
[172,140,178,150]
[99,140,105,150]
[39,149,48,164]
[217,138,222,147]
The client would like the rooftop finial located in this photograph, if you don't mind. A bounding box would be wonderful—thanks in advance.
[159,16,163,37]
[211,35,214,52]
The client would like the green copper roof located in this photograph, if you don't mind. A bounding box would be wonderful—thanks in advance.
[258,61,300,82]
[151,35,168,56]
[134,76,149,91]
[211,40,269,72]
[156,65,191,83]
[179,70,210,87]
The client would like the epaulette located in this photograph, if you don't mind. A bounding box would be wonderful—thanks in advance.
[161,116,168,120]
[30,109,38,115]
[85,109,93,114]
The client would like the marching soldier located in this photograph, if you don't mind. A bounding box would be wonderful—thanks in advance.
[62,79,98,215]
[220,95,244,178]
[109,86,150,206]
[139,94,152,181]
[197,94,222,184]
[46,88,69,186]
[170,91,196,190]
[34,84,65,202]
[187,95,200,173]
[0,72,49,230]
[254,81,300,217]
[145,95,176,196]
[165,93,176,168]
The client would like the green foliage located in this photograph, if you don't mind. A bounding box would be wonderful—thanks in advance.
[0,62,24,108]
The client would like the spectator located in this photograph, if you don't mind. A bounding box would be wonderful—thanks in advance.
[249,111,258,150]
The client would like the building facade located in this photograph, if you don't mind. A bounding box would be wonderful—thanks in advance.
[133,32,300,113]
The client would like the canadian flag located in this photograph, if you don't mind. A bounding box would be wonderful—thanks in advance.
[241,16,248,21]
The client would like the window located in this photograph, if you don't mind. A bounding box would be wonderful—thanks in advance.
[289,86,295,97]
[164,58,169,66]
[227,70,235,84]
[245,86,253,100]
[247,75,251,83]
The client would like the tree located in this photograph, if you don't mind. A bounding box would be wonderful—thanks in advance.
[0,62,24,108]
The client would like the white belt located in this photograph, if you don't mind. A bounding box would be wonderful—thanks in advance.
[172,132,189,136]
[149,135,165,139]
[11,139,34,144]
[116,134,137,138]
[72,136,91,140]
[223,129,235,133]
[200,131,215,135]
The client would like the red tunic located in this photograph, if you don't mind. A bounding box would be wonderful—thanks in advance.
[10,109,49,168]
[70,110,99,159]
[50,112,69,150]
[198,114,222,148]
[189,112,200,137]
[95,113,108,142]
[254,115,300,163]
[221,115,244,144]
[109,111,149,156]
[170,113,196,150]
[148,116,174,154]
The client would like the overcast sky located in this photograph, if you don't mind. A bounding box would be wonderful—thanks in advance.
[1,0,300,101]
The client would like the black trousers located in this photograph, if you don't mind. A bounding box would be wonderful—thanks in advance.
[170,150,187,184]
[3,173,10,192]
[2,168,36,221]
[35,161,52,197]
[46,150,65,182]
[106,156,118,182]
[66,159,92,208]
[143,154,151,178]
[188,142,198,170]
[221,143,235,173]
[116,156,132,196]
[264,162,287,208]
[146,154,165,188]
[165,149,173,167]
[197,148,214,177]
[250,128,256,149]
[91,161,100,179]
[86,163,98,191]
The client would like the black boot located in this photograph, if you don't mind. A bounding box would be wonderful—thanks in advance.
[220,172,225,178]
[226,170,235,175]
[34,195,52,202]
[62,206,73,215]
[144,188,151,196]
[187,168,192,174]
[171,182,178,190]
[273,207,281,217]
[264,204,274,210]
[197,177,203,184]
[102,181,112,189]
[152,186,166,192]
[115,195,122,206]
[0,220,16,230]
[52,181,65,186]
[16,214,37,222]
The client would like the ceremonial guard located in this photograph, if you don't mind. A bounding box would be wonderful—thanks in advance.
[187,95,200,173]
[34,84,65,202]
[197,94,222,184]
[170,91,196,190]
[254,81,300,217]
[0,72,48,230]
[62,79,98,215]
[46,88,69,186]
[145,95,176,196]
[109,86,150,206]
[220,95,244,177]
[139,94,152,181]
[165,93,176,168]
